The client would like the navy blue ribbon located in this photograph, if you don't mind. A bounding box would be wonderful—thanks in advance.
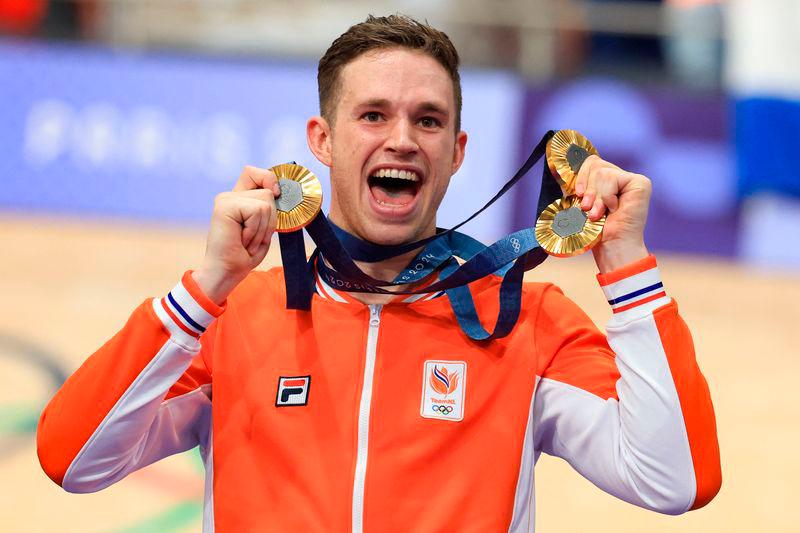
[281,130,562,340]
[314,226,540,295]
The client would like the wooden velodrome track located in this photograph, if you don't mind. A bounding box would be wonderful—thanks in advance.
[1,213,798,532]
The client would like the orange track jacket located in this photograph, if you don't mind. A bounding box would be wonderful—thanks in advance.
[37,255,721,532]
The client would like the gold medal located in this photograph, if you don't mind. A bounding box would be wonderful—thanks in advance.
[535,195,605,257]
[546,129,598,193]
[269,163,323,233]
[538,130,604,257]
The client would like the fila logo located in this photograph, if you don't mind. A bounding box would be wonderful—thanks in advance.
[275,375,311,407]
[420,360,466,421]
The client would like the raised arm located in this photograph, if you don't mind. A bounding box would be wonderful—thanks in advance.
[529,150,722,511]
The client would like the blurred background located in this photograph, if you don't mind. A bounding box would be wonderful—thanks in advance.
[1,1,798,531]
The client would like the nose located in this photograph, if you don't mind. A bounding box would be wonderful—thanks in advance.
[386,118,419,155]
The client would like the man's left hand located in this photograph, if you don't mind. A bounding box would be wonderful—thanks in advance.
[573,155,652,273]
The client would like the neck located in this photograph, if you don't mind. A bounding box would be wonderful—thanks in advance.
[324,217,437,305]
[351,247,424,305]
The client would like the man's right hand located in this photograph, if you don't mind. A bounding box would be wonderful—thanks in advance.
[192,166,282,305]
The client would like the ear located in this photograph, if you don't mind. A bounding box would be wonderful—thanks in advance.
[450,130,468,174]
[307,115,333,167]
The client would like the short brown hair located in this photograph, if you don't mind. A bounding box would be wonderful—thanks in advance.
[318,14,462,132]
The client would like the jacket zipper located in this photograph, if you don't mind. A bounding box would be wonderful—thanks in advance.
[352,304,382,533]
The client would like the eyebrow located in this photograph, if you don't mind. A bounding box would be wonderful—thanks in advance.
[358,98,391,109]
[418,102,449,117]
[356,98,449,117]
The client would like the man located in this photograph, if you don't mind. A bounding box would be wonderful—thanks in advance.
[37,14,721,532]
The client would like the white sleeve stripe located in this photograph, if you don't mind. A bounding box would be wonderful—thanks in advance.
[171,279,216,328]
[164,295,204,335]
[610,285,665,309]
[610,296,673,324]
[152,298,202,347]
[601,267,661,302]
[62,336,201,492]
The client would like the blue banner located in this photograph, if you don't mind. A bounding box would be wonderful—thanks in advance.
[0,40,523,243]
[0,40,321,222]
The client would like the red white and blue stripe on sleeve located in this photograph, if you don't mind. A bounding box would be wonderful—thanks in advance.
[597,255,671,317]
[155,271,225,340]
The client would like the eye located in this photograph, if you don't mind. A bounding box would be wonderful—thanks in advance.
[362,111,383,122]
[419,116,442,128]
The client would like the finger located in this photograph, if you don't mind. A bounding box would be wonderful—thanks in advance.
[233,166,281,196]
[581,188,595,211]
[589,197,607,221]
[218,195,271,249]
[250,240,271,264]
[215,189,274,243]
[582,161,619,210]
[251,210,277,263]
[245,204,267,253]
[581,158,605,209]
[616,170,647,196]
[601,192,619,215]
[574,154,599,197]
[581,172,596,210]
[264,198,278,244]
[240,189,275,251]
[234,188,277,203]
[593,169,620,217]
[248,203,272,255]
[238,204,263,250]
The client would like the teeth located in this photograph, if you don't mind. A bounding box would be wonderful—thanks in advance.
[374,168,419,181]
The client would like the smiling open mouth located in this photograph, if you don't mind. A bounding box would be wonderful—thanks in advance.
[368,168,421,207]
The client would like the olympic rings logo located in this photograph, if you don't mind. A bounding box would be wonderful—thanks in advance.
[432,404,454,414]
[509,237,521,253]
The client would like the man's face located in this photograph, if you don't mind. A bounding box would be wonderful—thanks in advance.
[309,47,467,245]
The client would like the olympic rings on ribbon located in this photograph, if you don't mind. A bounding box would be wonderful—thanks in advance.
[432,404,454,414]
